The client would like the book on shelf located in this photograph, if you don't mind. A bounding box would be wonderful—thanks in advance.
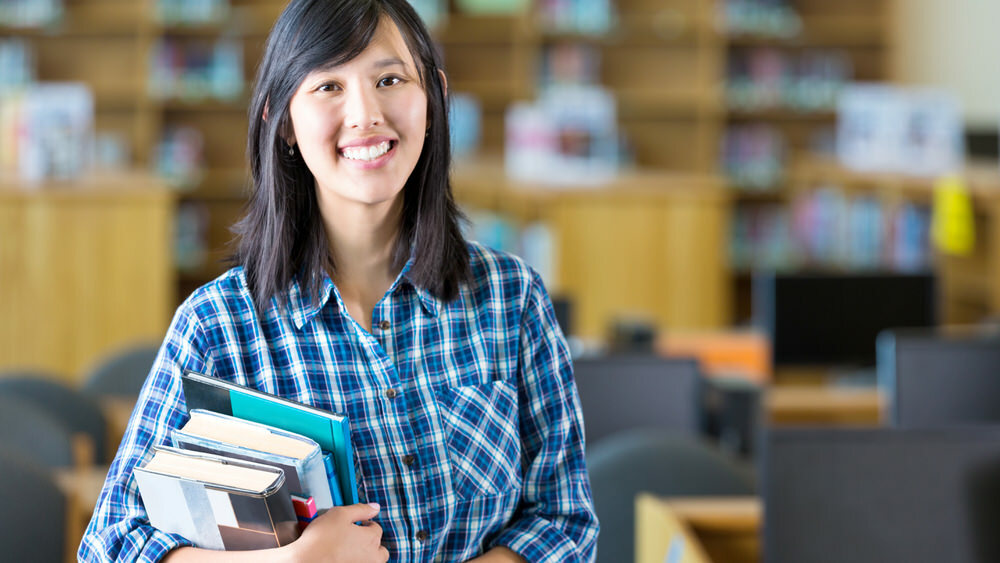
[180,370,359,505]
[134,446,300,550]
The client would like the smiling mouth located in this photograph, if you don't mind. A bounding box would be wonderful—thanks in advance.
[340,140,394,162]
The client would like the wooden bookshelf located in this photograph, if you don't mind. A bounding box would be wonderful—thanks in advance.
[1,0,904,338]
[452,158,731,338]
[0,172,174,381]
[791,156,1000,325]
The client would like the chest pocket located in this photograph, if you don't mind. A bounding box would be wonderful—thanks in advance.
[438,380,522,499]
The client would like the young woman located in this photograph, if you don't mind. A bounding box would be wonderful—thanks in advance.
[80,0,598,561]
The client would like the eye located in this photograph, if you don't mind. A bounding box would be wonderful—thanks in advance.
[317,82,341,93]
[377,76,403,88]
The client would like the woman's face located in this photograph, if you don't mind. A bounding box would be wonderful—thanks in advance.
[288,17,428,217]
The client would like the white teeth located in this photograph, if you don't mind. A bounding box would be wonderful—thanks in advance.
[342,141,391,161]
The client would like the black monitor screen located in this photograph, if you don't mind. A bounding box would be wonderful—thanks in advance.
[753,271,937,367]
[879,329,1000,427]
[764,427,1000,563]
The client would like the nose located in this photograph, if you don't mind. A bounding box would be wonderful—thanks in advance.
[344,86,383,129]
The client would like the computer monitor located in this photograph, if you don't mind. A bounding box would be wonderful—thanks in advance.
[878,328,1000,427]
[572,355,702,446]
[753,271,938,368]
[764,427,1000,563]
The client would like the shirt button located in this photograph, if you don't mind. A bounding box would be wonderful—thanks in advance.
[415,530,429,542]
[385,388,399,399]
[402,454,415,467]
[378,320,391,330]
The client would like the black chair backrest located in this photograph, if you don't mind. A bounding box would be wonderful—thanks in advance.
[0,373,106,462]
[878,328,1000,427]
[0,449,67,563]
[573,355,703,446]
[764,427,1000,563]
[0,395,77,468]
[587,429,755,563]
[82,343,159,398]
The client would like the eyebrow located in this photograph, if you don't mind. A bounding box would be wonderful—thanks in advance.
[315,57,408,73]
[373,57,407,69]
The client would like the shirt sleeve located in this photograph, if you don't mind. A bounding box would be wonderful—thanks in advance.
[78,301,213,562]
[489,272,600,563]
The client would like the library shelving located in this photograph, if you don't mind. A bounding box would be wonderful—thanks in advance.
[3,0,924,343]
[0,171,174,381]
[790,156,1000,326]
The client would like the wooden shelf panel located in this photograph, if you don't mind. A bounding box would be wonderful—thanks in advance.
[158,98,249,113]
[435,14,533,44]
[726,108,836,121]
[725,17,887,49]
[615,88,722,117]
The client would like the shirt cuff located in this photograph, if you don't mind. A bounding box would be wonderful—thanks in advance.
[489,517,589,563]
[79,524,193,563]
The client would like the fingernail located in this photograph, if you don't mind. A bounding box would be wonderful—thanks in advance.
[368,502,380,511]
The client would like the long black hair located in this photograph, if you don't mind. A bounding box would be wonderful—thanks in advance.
[233,0,470,312]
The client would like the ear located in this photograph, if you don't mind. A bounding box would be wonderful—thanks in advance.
[437,68,448,98]
[264,98,297,146]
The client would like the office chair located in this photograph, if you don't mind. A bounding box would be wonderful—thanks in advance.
[587,428,756,563]
[0,372,106,463]
[573,355,703,447]
[81,342,159,398]
[0,395,82,468]
[0,449,68,563]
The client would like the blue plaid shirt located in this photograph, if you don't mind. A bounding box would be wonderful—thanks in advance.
[79,242,598,562]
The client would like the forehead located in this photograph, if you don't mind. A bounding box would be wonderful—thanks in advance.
[314,17,419,73]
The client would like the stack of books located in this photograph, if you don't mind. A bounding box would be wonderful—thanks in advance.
[134,371,357,551]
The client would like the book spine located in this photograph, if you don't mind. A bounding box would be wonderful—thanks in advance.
[323,452,345,506]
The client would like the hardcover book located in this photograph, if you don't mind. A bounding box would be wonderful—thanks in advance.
[134,446,299,550]
[181,370,359,505]
[173,409,340,508]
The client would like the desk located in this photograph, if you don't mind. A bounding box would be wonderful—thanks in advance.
[637,494,761,563]
[100,397,138,461]
[55,465,111,562]
[766,385,883,426]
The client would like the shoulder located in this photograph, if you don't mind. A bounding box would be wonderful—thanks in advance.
[466,240,540,292]
[463,241,549,313]
[177,266,259,328]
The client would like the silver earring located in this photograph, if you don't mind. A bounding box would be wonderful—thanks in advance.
[288,145,295,156]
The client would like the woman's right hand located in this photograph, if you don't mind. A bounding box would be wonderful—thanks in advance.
[284,502,389,562]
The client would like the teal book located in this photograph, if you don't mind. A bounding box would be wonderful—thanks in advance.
[180,370,358,505]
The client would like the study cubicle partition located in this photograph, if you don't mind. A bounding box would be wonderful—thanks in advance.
[878,328,1000,428]
[763,427,1000,563]
[572,355,703,446]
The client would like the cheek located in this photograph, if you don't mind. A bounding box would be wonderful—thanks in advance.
[396,94,428,136]
[289,100,333,146]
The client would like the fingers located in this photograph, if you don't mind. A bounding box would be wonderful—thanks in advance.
[378,546,390,563]
[337,502,381,523]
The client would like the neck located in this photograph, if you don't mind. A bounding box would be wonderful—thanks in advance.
[320,192,404,308]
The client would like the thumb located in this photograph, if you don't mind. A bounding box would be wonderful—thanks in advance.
[340,502,381,521]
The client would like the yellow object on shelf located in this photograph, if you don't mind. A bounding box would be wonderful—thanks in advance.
[931,174,975,256]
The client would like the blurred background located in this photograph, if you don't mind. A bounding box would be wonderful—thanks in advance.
[2,0,1000,562]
